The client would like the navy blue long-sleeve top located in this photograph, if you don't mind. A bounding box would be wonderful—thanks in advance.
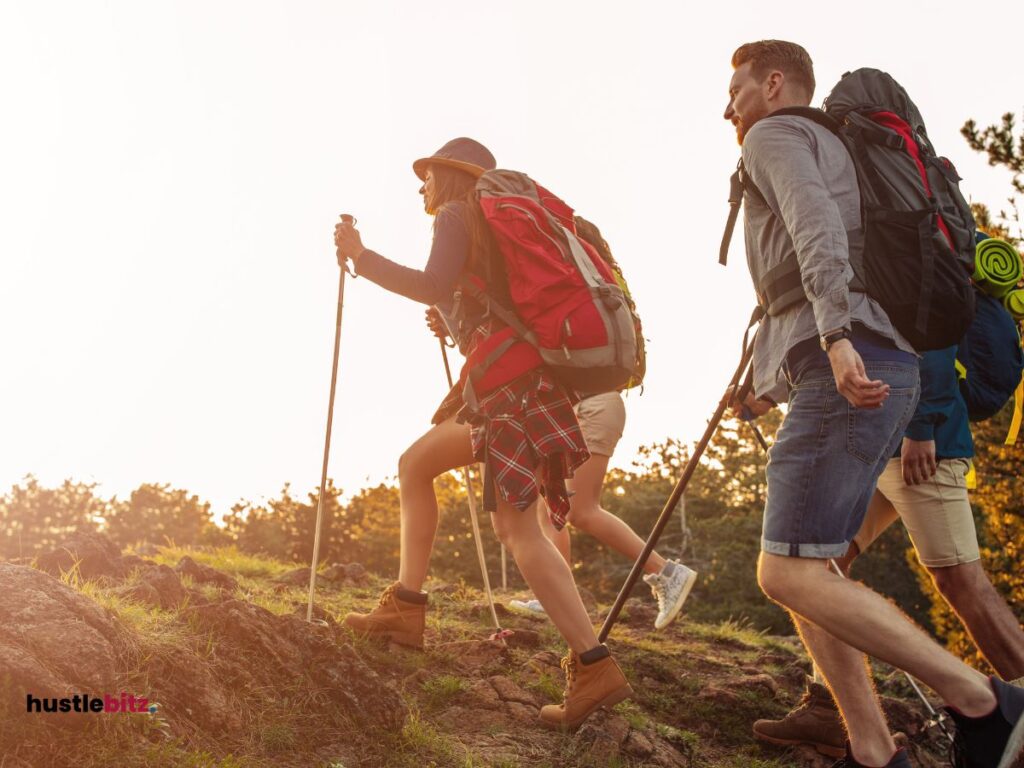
[897,346,974,460]
[354,205,470,306]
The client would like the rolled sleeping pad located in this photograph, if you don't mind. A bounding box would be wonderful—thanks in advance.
[973,238,1023,298]
[1003,289,1024,321]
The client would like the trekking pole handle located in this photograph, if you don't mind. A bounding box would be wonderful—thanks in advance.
[336,214,357,277]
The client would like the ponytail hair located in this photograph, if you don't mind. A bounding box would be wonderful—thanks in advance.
[427,164,498,272]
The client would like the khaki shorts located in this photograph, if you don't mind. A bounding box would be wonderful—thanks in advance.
[573,391,626,457]
[853,457,980,568]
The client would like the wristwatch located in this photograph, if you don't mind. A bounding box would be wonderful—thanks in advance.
[820,328,852,352]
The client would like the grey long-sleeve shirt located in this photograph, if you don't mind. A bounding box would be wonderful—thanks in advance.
[741,114,914,403]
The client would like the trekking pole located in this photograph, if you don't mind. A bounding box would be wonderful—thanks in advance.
[747,421,769,452]
[439,337,510,591]
[826,558,955,744]
[306,214,355,624]
[737,365,770,451]
[439,340,506,642]
[598,324,759,643]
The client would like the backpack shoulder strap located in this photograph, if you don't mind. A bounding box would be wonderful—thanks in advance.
[719,159,767,266]
[457,277,538,347]
[770,106,840,134]
[719,161,745,266]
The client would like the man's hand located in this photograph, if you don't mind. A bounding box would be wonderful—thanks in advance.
[425,307,449,340]
[901,437,937,485]
[827,339,889,409]
[722,385,775,420]
[334,215,364,266]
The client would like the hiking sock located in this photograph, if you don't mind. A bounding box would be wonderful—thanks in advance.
[579,644,611,665]
[659,561,678,578]
[946,677,1024,766]
[396,585,428,604]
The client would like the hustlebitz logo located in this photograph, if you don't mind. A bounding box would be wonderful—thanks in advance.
[26,692,158,714]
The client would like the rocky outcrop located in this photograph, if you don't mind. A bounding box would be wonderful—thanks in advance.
[0,563,125,734]
[174,556,238,591]
[35,531,128,580]
[181,598,406,732]
[3,537,406,761]
[115,564,187,609]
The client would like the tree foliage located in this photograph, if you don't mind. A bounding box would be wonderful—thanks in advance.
[0,476,104,559]
[105,482,225,548]
[963,112,1024,195]
[963,111,1024,243]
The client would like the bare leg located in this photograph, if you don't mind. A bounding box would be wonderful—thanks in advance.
[758,553,996,717]
[855,484,1024,678]
[537,500,572,566]
[396,417,474,591]
[930,560,1024,680]
[564,453,665,575]
[494,499,599,653]
[795,607,895,763]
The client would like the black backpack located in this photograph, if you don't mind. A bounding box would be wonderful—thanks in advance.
[721,68,977,351]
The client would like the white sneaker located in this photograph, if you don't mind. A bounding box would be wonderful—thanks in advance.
[509,598,547,616]
[643,561,697,630]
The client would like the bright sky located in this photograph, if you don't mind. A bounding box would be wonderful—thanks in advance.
[2,0,1021,518]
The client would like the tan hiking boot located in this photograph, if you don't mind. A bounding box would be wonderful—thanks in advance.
[343,581,426,649]
[753,679,845,758]
[539,646,634,731]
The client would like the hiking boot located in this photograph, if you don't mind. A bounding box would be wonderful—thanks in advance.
[342,581,426,649]
[947,676,1024,768]
[830,743,911,767]
[753,678,846,758]
[643,560,697,630]
[509,598,547,617]
[539,644,634,731]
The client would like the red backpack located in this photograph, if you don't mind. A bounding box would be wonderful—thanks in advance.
[456,170,641,406]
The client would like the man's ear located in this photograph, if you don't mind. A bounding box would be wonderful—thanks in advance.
[765,70,785,100]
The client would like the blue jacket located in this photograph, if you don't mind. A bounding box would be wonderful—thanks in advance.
[899,346,974,460]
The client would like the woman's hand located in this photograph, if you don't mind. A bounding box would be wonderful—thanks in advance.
[334,215,364,266]
[425,307,449,340]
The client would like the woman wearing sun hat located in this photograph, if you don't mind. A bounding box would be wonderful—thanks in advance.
[334,137,634,730]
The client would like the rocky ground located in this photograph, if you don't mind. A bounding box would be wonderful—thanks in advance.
[0,532,954,767]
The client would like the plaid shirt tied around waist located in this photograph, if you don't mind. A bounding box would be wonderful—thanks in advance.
[433,362,589,530]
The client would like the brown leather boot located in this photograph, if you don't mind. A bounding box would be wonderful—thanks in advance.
[752,678,845,758]
[539,645,634,731]
[343,581,426,649]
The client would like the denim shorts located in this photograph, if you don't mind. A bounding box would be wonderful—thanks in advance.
[762,361,920,558]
